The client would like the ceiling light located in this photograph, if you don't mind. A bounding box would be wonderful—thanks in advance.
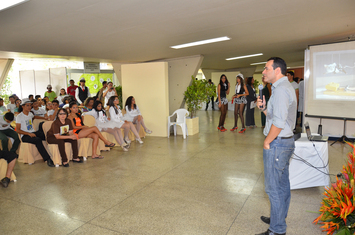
[0,0,29,12]
[226,53,263,61]
[170,36,230,49]
[250,62,267,65]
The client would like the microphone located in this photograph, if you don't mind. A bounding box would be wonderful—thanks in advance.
[258,84,264,109]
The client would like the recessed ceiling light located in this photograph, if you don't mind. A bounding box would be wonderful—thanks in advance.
[0,0,29,12]
[250,62,267,65]
[170,36,230,49]
[226,53,263,61]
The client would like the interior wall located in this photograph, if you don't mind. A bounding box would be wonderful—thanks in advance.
[166,55,203,114]
[287,67,304,80]
[121,62,169,137]
[111,63,122,85]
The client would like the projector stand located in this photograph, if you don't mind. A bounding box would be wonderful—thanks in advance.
[331,118,352,146]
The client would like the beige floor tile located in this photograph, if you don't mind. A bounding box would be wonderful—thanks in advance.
[69,224,124,235]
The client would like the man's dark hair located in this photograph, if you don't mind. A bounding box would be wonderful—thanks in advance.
[28,94,34,99]
[268,57,287,75]
[35,95,41,100]
[102,81,107,85]
[52,99,59,105]
[9,95,15,99]
[294,77,299,83]
[4,112,14,121]
[287,71,294,77]
[0,98,3,101]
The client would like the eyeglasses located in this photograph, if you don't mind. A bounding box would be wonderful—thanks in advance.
[58,113,67,115]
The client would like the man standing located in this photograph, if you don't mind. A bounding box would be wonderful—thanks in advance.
[256,57,297,235]
[75,78,91,105]
[67,79,78,97]
[205,79,215,110]
[44,85,57,102]
[97,81,108,103]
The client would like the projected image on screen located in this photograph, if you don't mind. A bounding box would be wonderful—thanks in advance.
[314,50,355,100]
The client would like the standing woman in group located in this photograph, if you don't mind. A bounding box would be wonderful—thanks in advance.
[108,96,143,144]
[68,102,115,159]
[57,88,68,105]
[231,74,249,133]
[245,76,257,128]
[124,96,152,134]
[260,75,272,128]
[84,100,130,151]
[217,74,230,131]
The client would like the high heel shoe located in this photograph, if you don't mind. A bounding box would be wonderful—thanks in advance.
[145,129,152,134]
[238,128,246,133]
[230,127,238,131]
[124,138,131,144]
[121,146,129,152]
[136,138,143,144]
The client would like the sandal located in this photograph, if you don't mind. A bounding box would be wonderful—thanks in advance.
[230,127,238,131]
[92,155,104,159]
[238,128,246,133]
[105,143,115,147]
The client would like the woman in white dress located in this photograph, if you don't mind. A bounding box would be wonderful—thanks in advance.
[103,82,117,107]
[124,96,152,134]
[84,100,129,151]
[107,96,143,144]
[57,88,68,105]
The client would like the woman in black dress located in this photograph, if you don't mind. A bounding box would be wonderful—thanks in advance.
[231,74,249,133]
[245,76,257,128]
[261,75,271,127]
[217,74,230,132]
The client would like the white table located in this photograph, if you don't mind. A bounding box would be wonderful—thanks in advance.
[289,133,330,190]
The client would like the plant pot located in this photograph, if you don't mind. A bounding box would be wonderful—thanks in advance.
[186,117,199,136]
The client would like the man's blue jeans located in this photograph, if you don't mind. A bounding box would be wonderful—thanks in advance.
[263,137,295,234]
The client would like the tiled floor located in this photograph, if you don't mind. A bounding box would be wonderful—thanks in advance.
[0,109,351,235]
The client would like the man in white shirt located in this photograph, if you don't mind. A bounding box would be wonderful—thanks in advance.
[75,78,91,104]
[16,98,54,167]
[7,95,16,113]
[31,99,47,119]
[0,98,7,113]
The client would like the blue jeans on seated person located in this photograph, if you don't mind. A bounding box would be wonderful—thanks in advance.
[263,137,295,234]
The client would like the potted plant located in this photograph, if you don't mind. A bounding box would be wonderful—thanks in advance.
[184,76,216,135]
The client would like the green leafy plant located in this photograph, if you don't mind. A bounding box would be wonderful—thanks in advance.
[184,76,216,118]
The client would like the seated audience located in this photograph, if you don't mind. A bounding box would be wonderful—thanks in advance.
[81,97,95,113]
[7,95,16,113]
[0,112,20,152]
[57,88,68,105]
[0,98,7,113]
[108,96,143,144]
[84,100,129,151]
[28,94,34,101]
[124,96,152,134]
[14,98,21,115]
[31,99,47,118]
[46,108,83,167]
[16,98,54,167]
[68,102,114,159]
[0,150,18,188]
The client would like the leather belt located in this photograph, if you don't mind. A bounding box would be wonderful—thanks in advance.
[280,136,293,139]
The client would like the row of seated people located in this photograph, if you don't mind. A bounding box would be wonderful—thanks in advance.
[0,95,152,188]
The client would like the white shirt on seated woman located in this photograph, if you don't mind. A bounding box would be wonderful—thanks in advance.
[124,96,152,134]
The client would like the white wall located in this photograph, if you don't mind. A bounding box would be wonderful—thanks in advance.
[121,62,169,137]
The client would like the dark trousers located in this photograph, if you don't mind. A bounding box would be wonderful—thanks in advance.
[21,132,51,162]
[0,150,18,163]
[0,129,20,152]
[47,136,78,163]
[246,102,255,126]
[205,96,215,110]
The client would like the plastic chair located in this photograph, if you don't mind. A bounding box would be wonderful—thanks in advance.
[167,109,189,139]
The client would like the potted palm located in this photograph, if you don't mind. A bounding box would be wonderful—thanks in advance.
[184,76,216,135]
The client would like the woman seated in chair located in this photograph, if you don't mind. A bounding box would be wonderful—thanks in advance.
[84,100,130,151]
[16,98,55,167]
[124,96,152,135]
[68,102,115,159]
[80,97,95,113]
[108,96,143,144]
[46,108,83,167]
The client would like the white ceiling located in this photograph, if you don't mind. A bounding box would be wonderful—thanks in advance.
[0,0,355,70]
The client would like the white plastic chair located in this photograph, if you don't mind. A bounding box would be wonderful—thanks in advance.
[168,109,189,139]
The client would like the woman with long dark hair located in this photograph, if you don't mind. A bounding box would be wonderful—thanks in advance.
[84,100,129,151]
[47,108,82,167]
[68,102,115,159]
[108,96,143,144]
[217,74,230,131]
[231,74,249,133]
[245,76,257,128]
[124,96,152,134]
[81,97,95,113]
